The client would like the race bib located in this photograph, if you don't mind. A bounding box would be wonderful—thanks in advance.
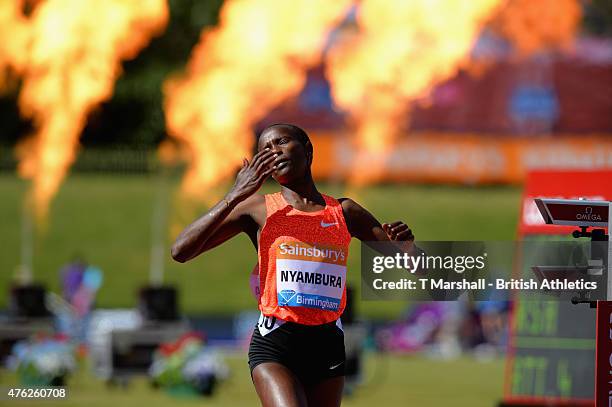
[275,242,346,312]
[257,313,285,336]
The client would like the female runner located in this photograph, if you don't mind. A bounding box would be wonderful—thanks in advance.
[171,123,417,407]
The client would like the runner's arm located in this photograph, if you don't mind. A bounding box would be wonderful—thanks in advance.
[339,198,425,273]
[171,195,263,263]
[171,148,277,262]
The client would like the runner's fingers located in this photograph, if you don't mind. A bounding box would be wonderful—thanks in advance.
[246,150,269,172]
[236,159,249,177]
[391,223,408,234]
[395,229,414,241]
[386,223,404,237]
[252,156,276,176]
[255,153,278,173]
[257,165,275,182]
[251,148,275,168]
[252,147,271,161]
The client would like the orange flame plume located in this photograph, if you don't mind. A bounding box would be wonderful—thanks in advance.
[163,0,351,201]
[326,0,503,185]
[8,0,168,223]
[0,0,31,90]
[492,0,581,56]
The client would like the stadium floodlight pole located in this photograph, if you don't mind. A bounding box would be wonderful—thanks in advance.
[149,163,170,286]
[533,198,610,406]
[17,199,34,284]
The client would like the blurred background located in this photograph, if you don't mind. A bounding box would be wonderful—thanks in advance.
[0,0,611,406]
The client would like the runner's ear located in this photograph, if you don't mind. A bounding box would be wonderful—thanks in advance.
[305,140,313,166]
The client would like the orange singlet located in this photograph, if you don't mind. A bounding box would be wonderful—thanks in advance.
[258,192,351,325]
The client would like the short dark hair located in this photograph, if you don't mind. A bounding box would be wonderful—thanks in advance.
[259,123,311,150]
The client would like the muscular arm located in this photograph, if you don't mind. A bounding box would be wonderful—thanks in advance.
[340,198,424,270]
[171,148,277,263]
[340,198,412,243]
[170,194,264,263]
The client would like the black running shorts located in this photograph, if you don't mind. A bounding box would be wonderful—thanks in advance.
[248,319,346,384]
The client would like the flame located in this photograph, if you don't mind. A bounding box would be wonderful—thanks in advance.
[0,0,31,90]
[8,0,168,223]
[326,0,502,185]
[163,0,351,201]
[492,0,581,56]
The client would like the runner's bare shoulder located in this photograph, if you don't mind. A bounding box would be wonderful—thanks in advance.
[338,197,362,216]
[238,194,267,228]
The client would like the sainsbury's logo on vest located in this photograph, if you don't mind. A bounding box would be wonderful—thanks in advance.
[277,242,346,264]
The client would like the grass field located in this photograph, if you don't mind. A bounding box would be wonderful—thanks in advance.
[0,173,521,318]
[0,352,505,406]
[1,174,514,406]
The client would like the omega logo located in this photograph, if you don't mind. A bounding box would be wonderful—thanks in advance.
[576,206,602,221]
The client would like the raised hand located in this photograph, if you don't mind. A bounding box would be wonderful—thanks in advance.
[227,148,278,203]
[382,221,414,241]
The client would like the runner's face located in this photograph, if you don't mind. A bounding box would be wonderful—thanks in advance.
[257,129,310,184]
